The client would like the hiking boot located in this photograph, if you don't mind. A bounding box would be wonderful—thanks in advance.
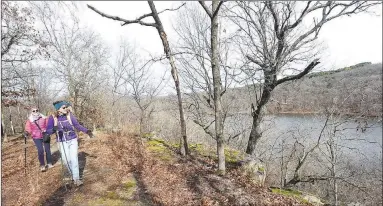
[47,164,54,169]
[74,180,83,187]
[40,166,47,172]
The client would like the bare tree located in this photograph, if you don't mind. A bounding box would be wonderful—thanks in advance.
[271,103,382,205]
[224,1,381,155]
[29,67,58,114]
[30,2,109,125]
[87,1,189,155]
[198,0,227,174]
[173,3,244,151]
[1,1,46,93]
[111,39,165,135]
[107,39,137,130]
[1,1,37,104]
[1,1,48,140]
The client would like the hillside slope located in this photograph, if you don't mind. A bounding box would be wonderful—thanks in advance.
[268,63,382,116]
[2,133,312,206]
[222,63,382,116]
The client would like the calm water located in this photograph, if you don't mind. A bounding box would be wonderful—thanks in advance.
[226,114,382,164]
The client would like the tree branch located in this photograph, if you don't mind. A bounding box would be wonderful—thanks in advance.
[1,34,17,56]
[212,1,225,19]
[87,4,158,27]
[199,1,212,18]
[193,119,215,139]
[157,2,186,16]
[286,1,312,30]
[276,58,320,85]
[246,55,267,68]
[266,2,280,38]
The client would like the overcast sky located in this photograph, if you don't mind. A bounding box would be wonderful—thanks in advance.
[72,0,383,94]
[81,1,382,69]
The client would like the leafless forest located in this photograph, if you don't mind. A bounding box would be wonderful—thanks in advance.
[2,1,382,205]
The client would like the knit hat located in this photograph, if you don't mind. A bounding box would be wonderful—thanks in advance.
[53,101,71,110]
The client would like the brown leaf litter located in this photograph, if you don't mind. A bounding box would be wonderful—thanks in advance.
[1,133,310,206]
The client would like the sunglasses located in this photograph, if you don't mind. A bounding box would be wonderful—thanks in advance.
[32,110,39,112]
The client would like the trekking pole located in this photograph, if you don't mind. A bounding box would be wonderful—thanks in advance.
[23,132,28,176]
[57,132,71,191]
[58,143,68,191]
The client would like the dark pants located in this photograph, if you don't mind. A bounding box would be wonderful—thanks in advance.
[33,138,52,166]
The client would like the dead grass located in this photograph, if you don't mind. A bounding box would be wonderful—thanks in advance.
[1,133,311,206]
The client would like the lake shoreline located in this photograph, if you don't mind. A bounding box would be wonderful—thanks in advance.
[271,111,381,118]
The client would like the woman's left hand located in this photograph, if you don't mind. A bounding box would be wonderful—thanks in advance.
[86,130,94,138]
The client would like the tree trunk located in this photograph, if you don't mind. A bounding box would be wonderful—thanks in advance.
[73,94,77,114]
[9,107,15,136]
[333,167,338,206]
[329,135,338,206]
[246,80,275,155]
[246,113,263,155]
[245,59,319,155]
[2,112,7,143]
[148,1,189,156]
[17,103,24,133]
[139,110,146,136]
[170,56,188,155]
[211,0,225,175]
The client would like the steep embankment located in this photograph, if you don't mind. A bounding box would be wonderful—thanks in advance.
[2,133,311,206]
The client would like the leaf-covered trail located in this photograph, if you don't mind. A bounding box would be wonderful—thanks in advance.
[1,133,308,206]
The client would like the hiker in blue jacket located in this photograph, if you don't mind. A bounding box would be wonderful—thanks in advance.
[45,100,93,186]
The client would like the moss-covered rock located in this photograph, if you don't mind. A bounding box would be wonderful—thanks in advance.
[146,138,175,162]
[189,143,212,156]
[142,132,156,139]
[271,188,308,204]
[302,194,324,206]
[189,143,245,164]
[271,188,302,196]
[241,159,266,186]
[146,138,166,147]
[224,147,245,163]
[271,188,324,205]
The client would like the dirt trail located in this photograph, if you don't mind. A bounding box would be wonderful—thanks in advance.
[1,133,309,206]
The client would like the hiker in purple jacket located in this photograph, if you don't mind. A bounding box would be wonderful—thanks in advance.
[45,100,93,186]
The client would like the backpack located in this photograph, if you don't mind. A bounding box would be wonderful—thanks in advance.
[52,113,73,127]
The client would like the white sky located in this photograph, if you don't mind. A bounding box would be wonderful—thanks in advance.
[79,1,382,77]
[2,1,380,99]
[81,1,178,57]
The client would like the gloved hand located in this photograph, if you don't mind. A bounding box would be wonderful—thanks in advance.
[42,132,51,143]
[52,126,58,133]
[86,130,94,138]
[24,132,29,137]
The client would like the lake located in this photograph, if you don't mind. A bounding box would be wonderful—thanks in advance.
[224,113,382,165]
